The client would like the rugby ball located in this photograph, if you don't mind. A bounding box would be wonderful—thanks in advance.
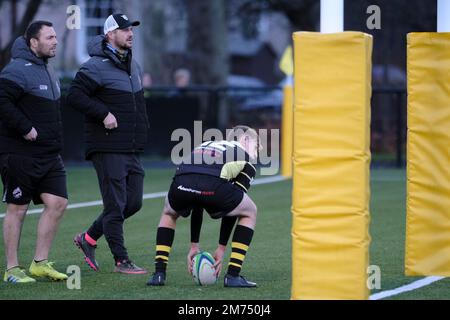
[192,251,217,286]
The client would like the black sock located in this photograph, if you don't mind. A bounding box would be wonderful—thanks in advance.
[154,227,175,273]
[227,225,254,277]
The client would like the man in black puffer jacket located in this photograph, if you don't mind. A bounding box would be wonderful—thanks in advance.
[0,21,68,283]
[68,14,148,275]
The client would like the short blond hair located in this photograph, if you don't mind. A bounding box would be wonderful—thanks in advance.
[226,125,258,142]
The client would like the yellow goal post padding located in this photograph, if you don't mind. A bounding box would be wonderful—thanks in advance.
[291,32,372,300]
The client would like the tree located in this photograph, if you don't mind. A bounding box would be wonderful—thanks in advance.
[186,0,229,86]
[140,0,170,85]
[0,0,42,69]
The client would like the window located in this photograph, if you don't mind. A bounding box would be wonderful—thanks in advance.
[76,0,114,63]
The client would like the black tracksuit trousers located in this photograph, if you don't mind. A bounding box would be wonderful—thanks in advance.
[87,153,145,262]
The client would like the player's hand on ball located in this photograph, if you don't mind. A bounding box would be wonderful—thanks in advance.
[187,243,200,274]
[103,112,118,129]
[213,245,226,277]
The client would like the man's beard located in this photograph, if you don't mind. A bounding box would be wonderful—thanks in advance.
[40,53,55,59]
[46,52,56,58]
[119,39,132,50]
[37,45,56,59]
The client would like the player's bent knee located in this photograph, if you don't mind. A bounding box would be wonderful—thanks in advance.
[246,204,258,226]
[245,198,257,217]
[163,210,178,219]
[159,210,179,229]
[251,201,258,215]
[248,209,257,223]
[162,197,178,218]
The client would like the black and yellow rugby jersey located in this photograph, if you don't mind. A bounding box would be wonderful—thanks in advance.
[175,140,256,192]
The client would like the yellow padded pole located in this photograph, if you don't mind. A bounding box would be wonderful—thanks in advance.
[405,33,450,276]
[291,32,372,300]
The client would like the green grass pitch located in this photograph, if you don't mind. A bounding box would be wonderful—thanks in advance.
[0,167,449,299]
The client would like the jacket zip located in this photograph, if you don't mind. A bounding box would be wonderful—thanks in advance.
[45,64,56,100]
[44,63,57,143]
[129,71,137,152]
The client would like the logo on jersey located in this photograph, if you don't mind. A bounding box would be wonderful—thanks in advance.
[170,121,280,176]
[39,85,48,90]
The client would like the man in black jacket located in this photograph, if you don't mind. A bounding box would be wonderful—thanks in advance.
[0,21,68,283]
[68,14,148,274]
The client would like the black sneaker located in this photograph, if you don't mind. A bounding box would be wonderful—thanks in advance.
[114,259,148,275]
[147,271,166,286]
[224,274,257,288]
[74,233,99,271]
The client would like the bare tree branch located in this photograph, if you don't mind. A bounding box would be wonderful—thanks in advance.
[187,0,229,86]
[0,0,43,68]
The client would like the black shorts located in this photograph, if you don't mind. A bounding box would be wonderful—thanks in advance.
[0,154,68,205]
[168,174,244,219]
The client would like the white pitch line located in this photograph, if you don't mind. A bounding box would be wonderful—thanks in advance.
[370,276,446,300]
[0,175,287,219]
[251,175,287,185]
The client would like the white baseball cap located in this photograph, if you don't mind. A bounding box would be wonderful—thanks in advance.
[104,14,140,35]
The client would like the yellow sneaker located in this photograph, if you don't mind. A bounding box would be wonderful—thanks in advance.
[29,260,68,281]
[4,266,36,284]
